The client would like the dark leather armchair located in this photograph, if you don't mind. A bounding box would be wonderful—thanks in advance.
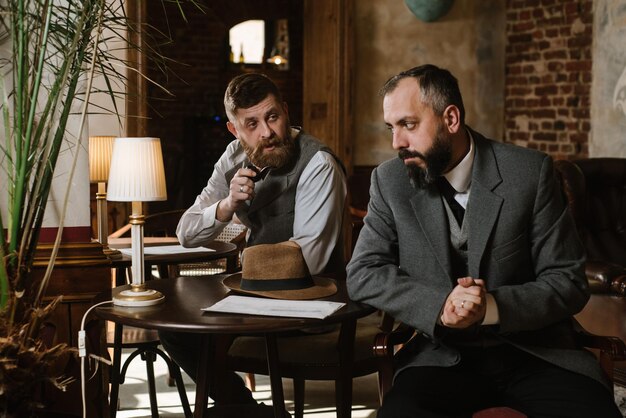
[554,158,626,294]
[556,158,626,387]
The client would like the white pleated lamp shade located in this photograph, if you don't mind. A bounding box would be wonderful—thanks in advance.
[88,136,116,183]
[107,137,168,202]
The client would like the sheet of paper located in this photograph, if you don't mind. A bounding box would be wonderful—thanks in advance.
[115,245,215,256]
[202,295,345,319]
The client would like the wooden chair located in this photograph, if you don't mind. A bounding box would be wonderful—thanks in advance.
[227,308,393,418]
[107,209,246,417]
[226,212,390,418]
[373,319,626,417]
[109,209,245,279]
[107,326,192,418]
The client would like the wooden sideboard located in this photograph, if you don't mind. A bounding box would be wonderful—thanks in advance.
[33,241,113,418]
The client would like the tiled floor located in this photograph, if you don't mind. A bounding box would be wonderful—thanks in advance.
[114,348,379,417]
[113,347,626,418]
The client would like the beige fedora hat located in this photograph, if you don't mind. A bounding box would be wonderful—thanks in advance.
[223,241,337,300]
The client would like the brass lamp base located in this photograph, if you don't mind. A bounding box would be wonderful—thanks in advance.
[103,246,122,259]
[113,286,165,307]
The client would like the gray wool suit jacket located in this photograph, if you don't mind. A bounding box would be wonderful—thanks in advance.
[346,128,609,389]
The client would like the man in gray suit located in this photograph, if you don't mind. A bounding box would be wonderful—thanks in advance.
[347,64,620,417]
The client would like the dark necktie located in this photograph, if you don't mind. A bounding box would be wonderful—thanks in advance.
[436,177,465,226]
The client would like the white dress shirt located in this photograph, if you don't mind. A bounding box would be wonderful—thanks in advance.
[443,130,500,325]
[176,128,347,275]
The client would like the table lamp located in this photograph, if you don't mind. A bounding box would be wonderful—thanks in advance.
[107,137,168,307]
[88,136,121,258]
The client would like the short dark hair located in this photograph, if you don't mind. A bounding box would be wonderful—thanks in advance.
[380,64,465,124]
[224,73,283,120]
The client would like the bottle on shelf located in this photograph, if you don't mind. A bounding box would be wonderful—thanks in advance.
[238,43,245,64]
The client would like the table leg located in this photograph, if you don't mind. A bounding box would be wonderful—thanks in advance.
[194,334,233,418]
[108,324,124,418]
[264,333,286,418]
[194,334,211,418]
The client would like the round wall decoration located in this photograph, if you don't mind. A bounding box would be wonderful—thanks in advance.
[404,0,454,22]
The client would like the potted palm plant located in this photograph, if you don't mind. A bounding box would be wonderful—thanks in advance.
[0,1,199,416]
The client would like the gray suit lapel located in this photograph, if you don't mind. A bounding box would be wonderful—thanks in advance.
[411,188,453,280]
[466,131,503,278]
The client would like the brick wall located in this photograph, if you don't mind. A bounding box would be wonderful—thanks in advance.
[143,3,303,212]
[505,0,593,159]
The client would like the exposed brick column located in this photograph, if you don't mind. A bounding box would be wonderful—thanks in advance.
[505,0,592,159]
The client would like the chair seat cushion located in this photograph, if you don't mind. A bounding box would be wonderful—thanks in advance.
[228,314,381,366]
[473,407,527,418]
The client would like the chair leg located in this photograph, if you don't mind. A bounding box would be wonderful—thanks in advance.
[167,372,176,388]
[293,378,305,418]
[155,346,192,418]
[109,325,124,418]
[377,358,393,405]
[335,377,353,418]
[110,329,192,418]
[142,351,160,418]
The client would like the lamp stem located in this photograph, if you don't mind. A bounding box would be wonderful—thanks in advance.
[96,182,121,258]
[130,201,145,289]
[112,200,164,307]
[96,182,107,245]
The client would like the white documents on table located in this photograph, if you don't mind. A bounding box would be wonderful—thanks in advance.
[116,245,215,257]
[203,295,345,319]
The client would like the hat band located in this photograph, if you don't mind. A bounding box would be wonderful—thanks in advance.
[240,276,315,291]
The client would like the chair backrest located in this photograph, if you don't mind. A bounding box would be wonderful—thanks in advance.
[347,166,376,214]
[215,222,247,247]
[554,158,626,268]
[111,209,246,279]
[344,166,374,265]
[143,209,186,237]
[109,209,186,239]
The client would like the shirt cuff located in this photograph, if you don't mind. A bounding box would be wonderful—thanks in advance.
[482,293,500,325]
[208,202,232,228]
[186,201,228,229]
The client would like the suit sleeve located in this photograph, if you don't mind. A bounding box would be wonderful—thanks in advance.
[346,167,450,338]
[490,155,589,333]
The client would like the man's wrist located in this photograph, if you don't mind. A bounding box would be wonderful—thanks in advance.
[216,199,234,222]
[481,293,500,325]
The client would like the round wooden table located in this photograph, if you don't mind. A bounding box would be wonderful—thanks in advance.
[95,275,375,418]
[108,240,240,286]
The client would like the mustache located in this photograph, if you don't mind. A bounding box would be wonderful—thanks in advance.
[258,136,284,149]
[398,149,425,161]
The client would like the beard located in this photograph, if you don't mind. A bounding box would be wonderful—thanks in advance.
[398,126,452,189]
[242,131,296,169]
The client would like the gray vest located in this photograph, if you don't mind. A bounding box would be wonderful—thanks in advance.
[443,198,501,345]
[227,131,345,273]
[443,201,468,280]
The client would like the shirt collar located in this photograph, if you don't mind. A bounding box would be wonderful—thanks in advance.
[443,129,474,193]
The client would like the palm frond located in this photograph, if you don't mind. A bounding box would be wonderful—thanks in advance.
[0,0,200,318]
[0,1,201,412]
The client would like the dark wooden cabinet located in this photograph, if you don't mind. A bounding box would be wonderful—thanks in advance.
[34,242,113,418]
